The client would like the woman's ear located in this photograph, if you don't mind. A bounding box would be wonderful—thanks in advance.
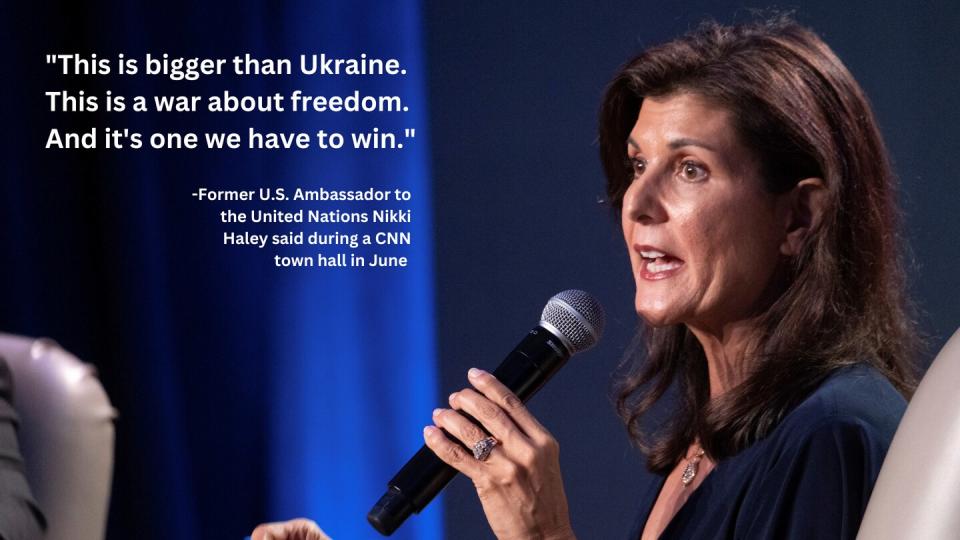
[781,177,827,257]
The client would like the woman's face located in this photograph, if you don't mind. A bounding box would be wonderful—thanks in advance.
[622,93,789,333]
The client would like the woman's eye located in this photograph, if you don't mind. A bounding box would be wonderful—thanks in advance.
[627,157,646,178]
[679,160,708,182]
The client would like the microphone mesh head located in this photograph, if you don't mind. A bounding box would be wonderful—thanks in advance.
[540,290,605,354]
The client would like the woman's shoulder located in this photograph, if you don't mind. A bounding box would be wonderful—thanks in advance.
[727,364,907,538]
[771,362,906,453]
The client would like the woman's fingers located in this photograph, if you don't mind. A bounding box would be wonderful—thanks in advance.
[432,407,488,447]
[458,368,548,441]
[426,368,553,479]
[448,388,524,447]
[422,425,485,479]
[251,518,330,540]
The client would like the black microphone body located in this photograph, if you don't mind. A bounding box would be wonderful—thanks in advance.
[367,325,572,536]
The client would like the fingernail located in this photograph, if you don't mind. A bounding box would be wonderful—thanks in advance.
[448,392,457,404]
[432,408,443,417]
[423,425,437,438]
[468,368,485,379]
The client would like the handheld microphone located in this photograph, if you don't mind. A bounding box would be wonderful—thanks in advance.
[367,290,605,536]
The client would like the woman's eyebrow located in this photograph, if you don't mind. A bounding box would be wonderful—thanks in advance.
[668,137,718,152]
[626,136,718,152]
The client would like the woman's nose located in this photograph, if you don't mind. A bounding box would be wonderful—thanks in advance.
[622,172,667,225]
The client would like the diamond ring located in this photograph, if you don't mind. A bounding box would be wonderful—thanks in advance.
[472,436,499,461]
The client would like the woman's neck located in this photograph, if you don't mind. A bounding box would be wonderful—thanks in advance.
[687,319,762,399]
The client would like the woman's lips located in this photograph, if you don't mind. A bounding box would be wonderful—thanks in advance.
[635,245,685,280]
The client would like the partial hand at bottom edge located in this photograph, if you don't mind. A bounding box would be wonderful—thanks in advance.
[251,518,331,540]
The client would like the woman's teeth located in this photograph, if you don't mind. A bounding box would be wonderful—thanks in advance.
[646,257,683,273]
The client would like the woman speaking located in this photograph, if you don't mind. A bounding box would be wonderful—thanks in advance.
[253,16,919,540]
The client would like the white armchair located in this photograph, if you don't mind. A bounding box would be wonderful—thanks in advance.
[858,328,960,539]
[0,334,116,540]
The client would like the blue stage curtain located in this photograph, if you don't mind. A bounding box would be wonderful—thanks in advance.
[1,2,441,539]
[265,3,442,540]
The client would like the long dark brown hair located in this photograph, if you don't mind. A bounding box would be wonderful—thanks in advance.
[599,17,921,473]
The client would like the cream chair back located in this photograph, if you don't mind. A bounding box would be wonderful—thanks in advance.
[0,334,116,540]
[858,328,960,539]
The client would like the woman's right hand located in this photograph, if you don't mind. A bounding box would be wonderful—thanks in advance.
[424,368,575,540]
[250,518,330,540]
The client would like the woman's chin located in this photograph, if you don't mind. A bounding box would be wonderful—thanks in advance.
[637,315,678,328]
[634,301,683,328]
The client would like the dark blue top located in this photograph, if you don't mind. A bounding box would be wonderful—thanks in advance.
[627,364,906,539]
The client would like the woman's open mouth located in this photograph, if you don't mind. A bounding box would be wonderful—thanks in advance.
[636,246,685,280]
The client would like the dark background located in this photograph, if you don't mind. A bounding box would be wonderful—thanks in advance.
[2,2,958,539]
